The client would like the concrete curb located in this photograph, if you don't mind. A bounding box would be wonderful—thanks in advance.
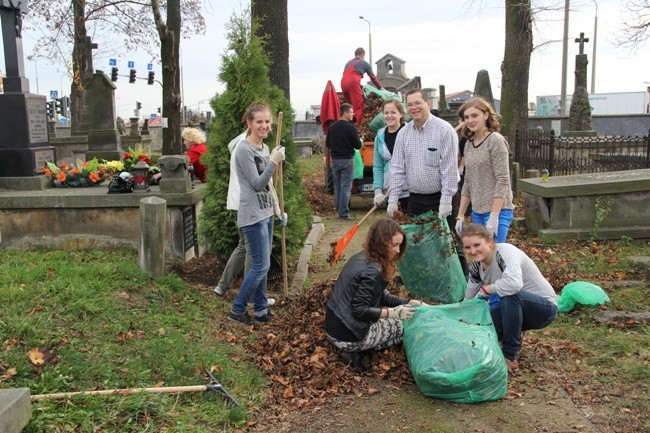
[0,388,31,433]
[290,216,325,293]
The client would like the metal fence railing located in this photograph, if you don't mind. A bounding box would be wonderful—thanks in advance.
[514,129,650,176]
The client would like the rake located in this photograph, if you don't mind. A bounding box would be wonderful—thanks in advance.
[329,201,383,266]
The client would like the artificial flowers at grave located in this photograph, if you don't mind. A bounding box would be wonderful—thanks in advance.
[41,158,107,188]
[102,145,160,184]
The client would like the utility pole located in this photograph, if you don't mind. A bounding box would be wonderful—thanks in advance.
[560,0,570,116]
[591,0,598,94]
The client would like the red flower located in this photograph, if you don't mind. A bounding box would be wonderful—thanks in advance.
[123,152,133,160]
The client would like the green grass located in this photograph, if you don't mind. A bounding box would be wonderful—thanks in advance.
[299,153,325,176]
[0,250,262,432]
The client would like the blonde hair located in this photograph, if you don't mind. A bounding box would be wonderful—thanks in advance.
[181,127,206,146]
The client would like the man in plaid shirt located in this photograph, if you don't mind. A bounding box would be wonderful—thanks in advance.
[387,88,468,276]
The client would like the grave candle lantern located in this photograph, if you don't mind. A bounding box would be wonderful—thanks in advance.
[132,159,150,192]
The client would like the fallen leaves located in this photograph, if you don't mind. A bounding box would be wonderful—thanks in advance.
[244,279,413,420]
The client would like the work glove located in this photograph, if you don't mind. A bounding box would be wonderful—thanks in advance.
[455,218,465,236]
[373,190,387,207]
[269,146,286,165]
[387,202,398,218]
[274,204,288,227]
[486,213,499,237]
[386,305,415,320]
[438,203,452,218]
[408,299,429,307]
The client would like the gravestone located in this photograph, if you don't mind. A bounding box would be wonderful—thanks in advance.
[0,0,55,180]
[84,70,122,161]
[473,69,494,108]
[566,33,597,137]
[120,117,152,151]
[518,169,650,240]
[438,84,448,113]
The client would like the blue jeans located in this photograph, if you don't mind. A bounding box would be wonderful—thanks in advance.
[490,291,557,361]
[332,158,354,218]
[231,217,273,316]
[472,208,514,243]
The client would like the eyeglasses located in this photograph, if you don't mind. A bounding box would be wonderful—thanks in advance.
[406,100,425,108]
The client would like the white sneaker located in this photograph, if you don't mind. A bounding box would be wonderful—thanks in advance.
[213,285,225,296]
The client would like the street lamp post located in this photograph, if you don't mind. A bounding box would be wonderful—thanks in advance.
[591,0,598,94]
[359,16,372,69]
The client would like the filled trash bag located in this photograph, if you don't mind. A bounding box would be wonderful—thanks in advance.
[557,281,610,313]
[403,299,507,403]
[398,212,465,304]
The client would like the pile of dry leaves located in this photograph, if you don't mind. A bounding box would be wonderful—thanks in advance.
[243,279,414,424]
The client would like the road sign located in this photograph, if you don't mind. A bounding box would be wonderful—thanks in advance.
[50,90,58,99]
[109,58,117,66]
[150,113,157,119]
[147,63,153,71]
[128,61,135,68]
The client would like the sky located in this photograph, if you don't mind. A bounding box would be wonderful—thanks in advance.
[6,0,650,121]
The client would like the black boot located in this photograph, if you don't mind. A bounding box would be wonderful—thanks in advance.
[340,351,366,373]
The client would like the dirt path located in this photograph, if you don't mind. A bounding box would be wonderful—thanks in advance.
[271,198,598,433]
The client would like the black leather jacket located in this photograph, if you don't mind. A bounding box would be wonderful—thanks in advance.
[325,251,409,341]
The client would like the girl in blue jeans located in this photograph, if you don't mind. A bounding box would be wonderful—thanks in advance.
[455,97,514,243]
[461,224,558,371]
[228,101,287,325]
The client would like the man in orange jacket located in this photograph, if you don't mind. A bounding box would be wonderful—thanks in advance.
[341,47,383,126]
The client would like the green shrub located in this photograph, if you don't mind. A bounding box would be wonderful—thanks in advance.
[198,8,312,260]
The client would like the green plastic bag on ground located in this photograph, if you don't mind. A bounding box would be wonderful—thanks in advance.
[353,149,363,179]
[398,212,465,304]
[403,299,508,403]
[557,281,610,313]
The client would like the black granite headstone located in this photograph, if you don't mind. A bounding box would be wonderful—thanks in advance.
[0,1,55,177]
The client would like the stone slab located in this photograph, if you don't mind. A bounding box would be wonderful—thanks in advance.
[0,388,31,433]
[538,225,650,241]
[0,175,51,191]
[0,183,206,209]
[518,169,650,198]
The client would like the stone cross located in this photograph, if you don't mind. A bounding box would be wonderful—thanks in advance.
[1,0,29,93]
[83,36,97,78]
[574,32,590,55]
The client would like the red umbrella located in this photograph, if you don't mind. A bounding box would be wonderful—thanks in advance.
[320,80,340,134]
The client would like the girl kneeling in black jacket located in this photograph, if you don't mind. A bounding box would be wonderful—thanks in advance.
[325,218,425,372]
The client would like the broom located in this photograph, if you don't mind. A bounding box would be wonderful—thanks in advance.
[274,112,289,297]
[329,196,385,266]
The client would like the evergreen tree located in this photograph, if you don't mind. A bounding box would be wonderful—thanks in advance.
[198,9,311,261]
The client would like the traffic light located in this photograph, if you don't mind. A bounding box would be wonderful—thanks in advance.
[46,101,54,119]
[157,107,161,113]
[136,101,142,111]
[62,96,70,118]
[147,71,154,85]
[129,69,136,83]
[111,67,118,81]
[55,98,63,115]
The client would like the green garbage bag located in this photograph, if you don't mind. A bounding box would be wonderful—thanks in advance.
[403,299,507,403]
[353,148,363,179]
[362,84,400,100]
[557,281,610,313]
[398,212,465,304]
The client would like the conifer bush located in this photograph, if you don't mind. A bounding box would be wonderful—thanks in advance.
[199,9,312,260]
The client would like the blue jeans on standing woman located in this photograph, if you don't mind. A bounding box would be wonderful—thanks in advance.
[332,158,354,218]
[472,208,514,243]
[231,216,273,317]
[490,290,557,361]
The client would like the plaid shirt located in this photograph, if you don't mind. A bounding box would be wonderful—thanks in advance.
[388,114,459,205]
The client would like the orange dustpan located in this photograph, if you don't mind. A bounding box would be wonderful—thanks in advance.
[329,203,382,266]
